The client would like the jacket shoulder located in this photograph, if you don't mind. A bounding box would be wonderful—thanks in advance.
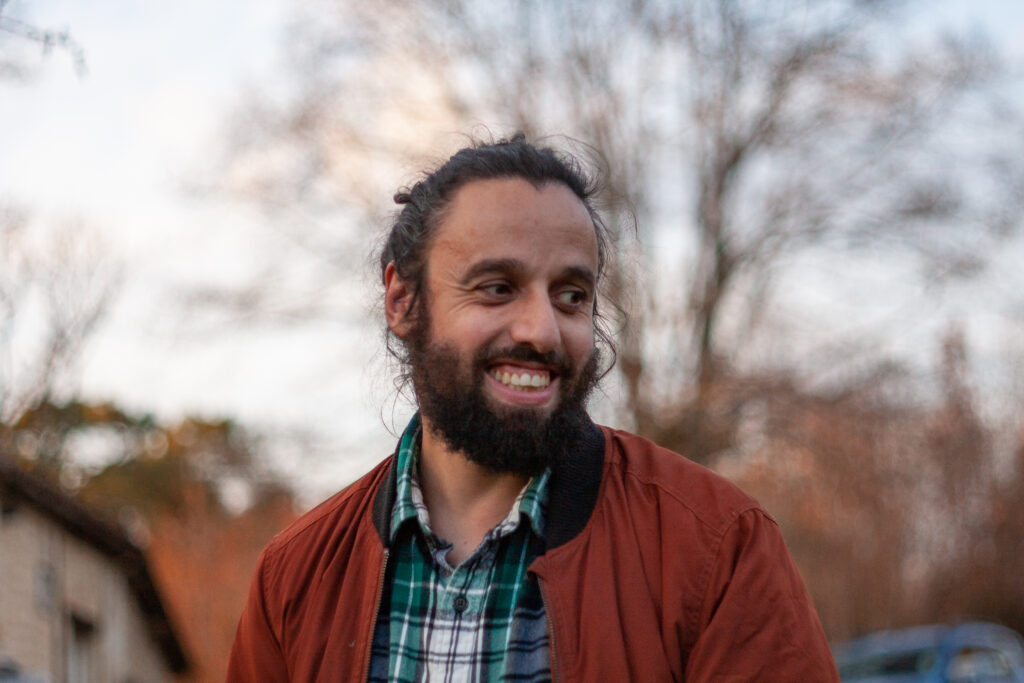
[261,455,391,561]
[231,457,393,680]
[600,426,765,536]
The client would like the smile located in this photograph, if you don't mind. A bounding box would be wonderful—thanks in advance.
[489,367,551,391]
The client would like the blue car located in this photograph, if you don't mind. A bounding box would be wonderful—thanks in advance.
[835,622,1024,682]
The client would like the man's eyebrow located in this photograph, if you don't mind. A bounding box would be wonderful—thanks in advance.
[459,258,525,284]
[459,260,597,289]
[562,266,597,289]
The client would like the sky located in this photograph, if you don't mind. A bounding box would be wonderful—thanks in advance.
[2,0,1024,500]
[0,0,401,497]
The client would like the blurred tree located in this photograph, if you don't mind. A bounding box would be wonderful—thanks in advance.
[0,209,286,681]
[188,0,1024,644]
[0,0,86,79]
[943,433,1024,635]
[213,0,1024,466]
[731,328,1024,639]
[0,210,115,431]
[78,415,298,683]
[1,398,298,683]
[917,331,1024,635]
[2,3,99,422]
[723,364,920,639]
[1,10,290,677]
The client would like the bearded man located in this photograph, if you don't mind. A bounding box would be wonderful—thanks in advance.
[228,135,839,681]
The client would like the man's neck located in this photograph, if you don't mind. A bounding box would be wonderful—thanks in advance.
[417,421,530,566]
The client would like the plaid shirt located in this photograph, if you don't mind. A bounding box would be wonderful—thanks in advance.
[368,415,552,682]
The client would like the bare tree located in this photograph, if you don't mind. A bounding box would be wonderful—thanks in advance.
[0,0,86,79]
[194,0,1024,638]
[214,0,1022,464]
[0,209,116,428]
[724,326,1024,639]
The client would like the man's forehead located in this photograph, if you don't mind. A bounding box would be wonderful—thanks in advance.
[432,177,597,254]
[446,176,585,208]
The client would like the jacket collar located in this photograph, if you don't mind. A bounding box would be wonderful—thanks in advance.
[371,418,605,553]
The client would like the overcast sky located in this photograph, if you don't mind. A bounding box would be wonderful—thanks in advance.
[2,0,1023,498]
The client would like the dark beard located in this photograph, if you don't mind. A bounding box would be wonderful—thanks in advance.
[409,339,600,478]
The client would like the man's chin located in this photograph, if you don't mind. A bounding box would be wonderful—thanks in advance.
[420,389,589,478]
[483,394,558,421]
[407,338,600,476]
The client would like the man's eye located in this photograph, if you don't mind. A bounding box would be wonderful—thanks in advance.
[555,289,586,307]
[480,283,513,298]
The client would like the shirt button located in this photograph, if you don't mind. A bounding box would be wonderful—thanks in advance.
[453,595,469,613]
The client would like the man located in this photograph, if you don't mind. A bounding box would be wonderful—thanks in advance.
[228,135,839,681]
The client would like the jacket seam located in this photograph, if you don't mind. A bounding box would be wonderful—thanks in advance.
[256,547,289,667]
[694,508,776,637]
[692,520,724,665]
[613,450,762,537]
[607,438,763,652]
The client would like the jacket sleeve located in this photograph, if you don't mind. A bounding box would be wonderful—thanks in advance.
[226,548,290,682]
[685,508,839,682]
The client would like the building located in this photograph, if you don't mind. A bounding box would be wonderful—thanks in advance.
[0,457,188,682]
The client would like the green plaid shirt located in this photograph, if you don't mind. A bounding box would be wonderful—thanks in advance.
[368,415,552,682]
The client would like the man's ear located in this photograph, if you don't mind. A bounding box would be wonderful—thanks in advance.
[384,262,414,339]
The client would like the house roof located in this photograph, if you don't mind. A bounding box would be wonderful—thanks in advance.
[0,456,189,675]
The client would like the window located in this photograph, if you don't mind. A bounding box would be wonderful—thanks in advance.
[838,647,938,679]
[947,646,1013,682]
[34,563,57,615]
[67,613,97,683]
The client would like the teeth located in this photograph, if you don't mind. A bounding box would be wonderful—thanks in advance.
[491,368,550,390]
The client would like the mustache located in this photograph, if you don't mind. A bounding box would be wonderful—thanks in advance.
[476,345,571,373]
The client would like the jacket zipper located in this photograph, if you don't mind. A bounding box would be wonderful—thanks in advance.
[537,576,559,683]
[363,549,389,682]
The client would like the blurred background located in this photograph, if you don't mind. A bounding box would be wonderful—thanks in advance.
[2,0,1023,680]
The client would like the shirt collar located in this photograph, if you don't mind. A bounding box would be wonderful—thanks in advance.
[390,413,550,543]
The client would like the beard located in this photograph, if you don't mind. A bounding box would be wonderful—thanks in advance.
[407,329,600,478]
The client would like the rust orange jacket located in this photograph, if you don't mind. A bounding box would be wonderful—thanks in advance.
[228,423,839,682]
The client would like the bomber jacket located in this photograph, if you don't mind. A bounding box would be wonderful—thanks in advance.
[228,422,840,682]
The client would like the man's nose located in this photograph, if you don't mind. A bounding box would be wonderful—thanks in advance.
[509,290,561,353]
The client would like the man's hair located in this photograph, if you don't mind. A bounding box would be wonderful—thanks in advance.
[379,133,618,391]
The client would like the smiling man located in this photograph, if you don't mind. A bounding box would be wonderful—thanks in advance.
[228,135,839,682]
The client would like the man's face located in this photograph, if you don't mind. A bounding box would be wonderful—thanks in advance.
[389,177,601,475]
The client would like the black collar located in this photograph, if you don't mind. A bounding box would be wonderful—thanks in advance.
[371,420,605,552]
